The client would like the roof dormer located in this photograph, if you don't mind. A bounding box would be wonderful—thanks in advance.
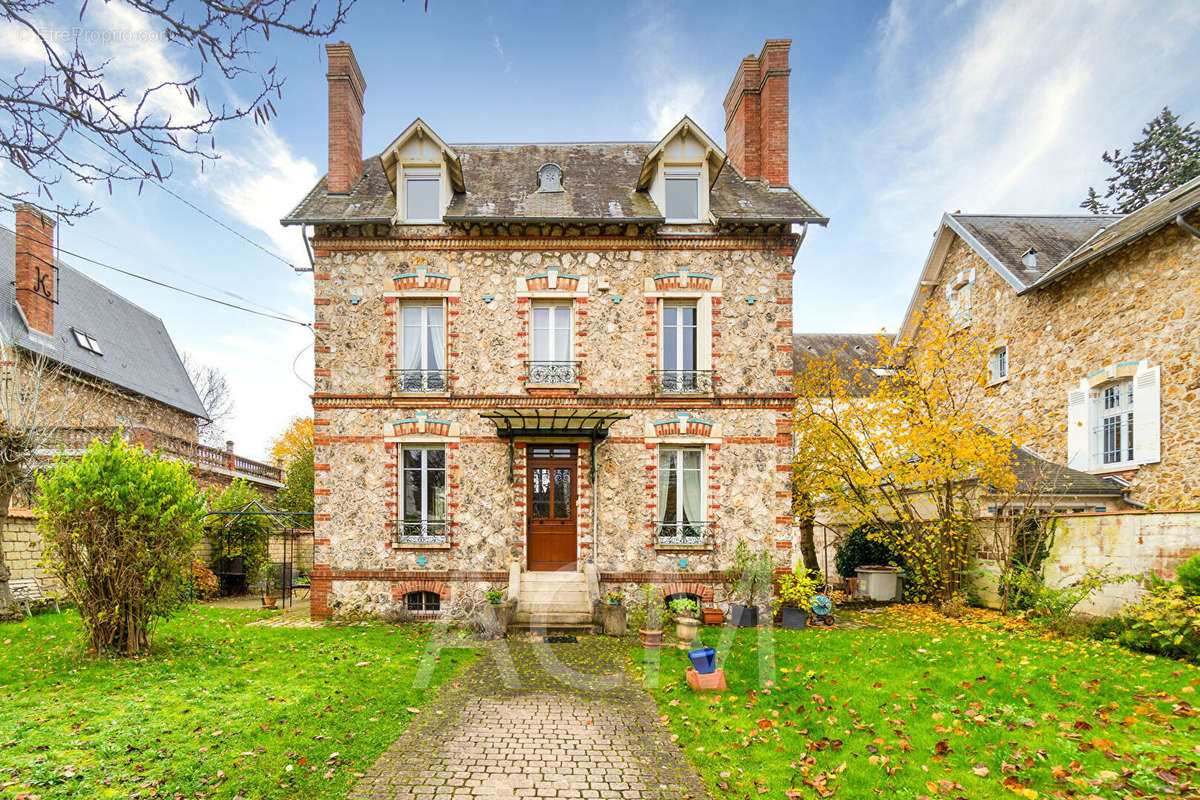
[380,119,465,224]
[638,116,727,224]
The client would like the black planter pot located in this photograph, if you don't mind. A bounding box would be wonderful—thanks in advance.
[781,606,808,630]
[729,604,759,628]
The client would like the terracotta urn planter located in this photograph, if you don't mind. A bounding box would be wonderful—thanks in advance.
[262,596,278,609]
[640,629,663,649]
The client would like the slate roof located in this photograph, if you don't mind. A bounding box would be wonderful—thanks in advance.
[948,214,1122,290]
[1027,173,1200,290]
[282,142,826,227]
[0,225,208,419]
[793,333,891,396]
[1007,444,1124,497]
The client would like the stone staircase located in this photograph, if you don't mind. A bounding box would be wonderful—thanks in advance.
[512,571,595,631]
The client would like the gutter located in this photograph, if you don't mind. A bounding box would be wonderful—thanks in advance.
[1122,493,1149,509]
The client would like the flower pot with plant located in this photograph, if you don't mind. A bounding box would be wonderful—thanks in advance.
[258,564,280,609]
[605,589,625,606]
[774,570,820,630]
[485,588,505,604]
[727,541,773,628]
[636,584,663,648]
[669,597,701,647]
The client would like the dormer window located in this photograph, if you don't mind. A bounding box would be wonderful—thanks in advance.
[537,163,564,193]
[664,166,701,222]
[402,167,442,223]
[71,328,102,355]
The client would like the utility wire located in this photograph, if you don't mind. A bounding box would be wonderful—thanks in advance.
[9,226,312,328]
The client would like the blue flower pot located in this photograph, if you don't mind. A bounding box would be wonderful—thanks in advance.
[688,647,717,674]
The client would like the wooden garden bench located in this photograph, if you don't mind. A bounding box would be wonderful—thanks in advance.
[10,578,60,616]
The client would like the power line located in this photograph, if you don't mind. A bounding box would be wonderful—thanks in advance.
[9,226,312,328]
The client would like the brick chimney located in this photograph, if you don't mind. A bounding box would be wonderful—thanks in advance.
[325,42,367,195]
[13,203,55,336]
[722,39,791,187]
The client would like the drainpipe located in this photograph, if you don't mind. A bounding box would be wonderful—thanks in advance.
[590,436,607,568]
[1122,493,1149,509]
[1176,214,1200,240]
[296,225,315,272]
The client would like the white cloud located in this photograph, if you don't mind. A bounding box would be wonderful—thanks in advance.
[629,4,722,139]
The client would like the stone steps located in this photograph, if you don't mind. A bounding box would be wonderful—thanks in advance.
[511,571,595,631]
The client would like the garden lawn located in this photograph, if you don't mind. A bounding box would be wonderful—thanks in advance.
[634,605,1200,799]
[0,606,472,799]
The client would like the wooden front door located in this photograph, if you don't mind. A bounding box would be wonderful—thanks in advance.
[526,445,577,571]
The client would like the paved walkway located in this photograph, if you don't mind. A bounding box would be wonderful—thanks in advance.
[349,636,710,800]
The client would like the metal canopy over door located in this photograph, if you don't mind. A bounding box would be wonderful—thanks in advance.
[526,445,577,571]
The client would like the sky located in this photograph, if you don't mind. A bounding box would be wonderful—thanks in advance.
[1,0,1198,458]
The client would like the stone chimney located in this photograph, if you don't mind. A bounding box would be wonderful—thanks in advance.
[722,39,791,187]
[325,42,367,195]
[13,203,55,336]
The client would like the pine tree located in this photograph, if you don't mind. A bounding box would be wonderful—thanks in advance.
[1081,107,1200,214]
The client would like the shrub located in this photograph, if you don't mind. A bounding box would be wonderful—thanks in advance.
[38,434,204,655]
[1176,553,1200,595]
[724,540,775,606]
[668,597,700,620]
[1009,566,1136,635]
[834,525,901,579]
[774,571,821,613]
[1119,583,1200,662]
[191,560,219,601]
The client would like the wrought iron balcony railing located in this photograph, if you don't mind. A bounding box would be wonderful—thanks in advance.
[396,519,448,544]
[391,369,450,393]
[525,360,582,385]
[656,519,710,546]
[653,369,716,395]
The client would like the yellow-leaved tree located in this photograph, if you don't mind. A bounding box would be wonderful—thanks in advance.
[269,417,314,469]
[793,310,1017,604]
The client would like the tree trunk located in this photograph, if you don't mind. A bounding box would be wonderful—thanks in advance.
[0,483,22,621]
[798,513,820,579]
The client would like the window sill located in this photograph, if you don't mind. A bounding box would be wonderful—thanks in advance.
[987,376,1009,387]
[393,542,452,551]
[392,390,451,399]
[654,544,713,553]
[526,382,580,391]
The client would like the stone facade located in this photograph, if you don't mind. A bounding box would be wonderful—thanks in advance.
[913,217,1200,507]
[309,233,798,618]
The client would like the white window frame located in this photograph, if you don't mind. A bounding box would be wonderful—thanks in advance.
[663,166,702,223]
[1092,380,1135,469]
[946,268,974,328]
[397,302,447,392]
[401,166,442,223]
[528,302,575,385]
[71,328,103,355]
[656,446,706,544]
[399,445,447,542]
[989,345,1008,383]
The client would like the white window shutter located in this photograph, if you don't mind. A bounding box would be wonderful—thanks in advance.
[1132,365,1162,464]
[1066,389,1089,470]
[697,295,713,371]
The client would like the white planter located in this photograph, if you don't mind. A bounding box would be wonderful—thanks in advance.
[856,566,900,601]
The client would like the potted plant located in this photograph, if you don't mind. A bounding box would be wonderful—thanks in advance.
[485,587,505,604]
[605,589,625,606]
[774,571,820,630]
[259,564,279,609]
[600,589,627,636]
[669,597,701,647]
[637,584,663,648]
[727,541,772,627]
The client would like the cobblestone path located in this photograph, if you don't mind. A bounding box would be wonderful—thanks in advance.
[348,636,709,800]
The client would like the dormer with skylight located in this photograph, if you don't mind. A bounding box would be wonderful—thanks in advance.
[380,119,465,225]
[638,117,726,225]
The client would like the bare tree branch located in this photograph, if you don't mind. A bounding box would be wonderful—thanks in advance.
[180,351,233,446]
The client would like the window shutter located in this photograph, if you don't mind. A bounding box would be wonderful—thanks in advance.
[1132,365,1162,464]
[697,295,713,370]
[1066,388,1089,470]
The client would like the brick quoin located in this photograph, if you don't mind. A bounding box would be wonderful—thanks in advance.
[722,39,790,186]
[325,43,366,194]
[13,203,56,336]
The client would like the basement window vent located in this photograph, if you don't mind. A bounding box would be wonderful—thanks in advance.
[72,328,103,355]
[536,162,564,193]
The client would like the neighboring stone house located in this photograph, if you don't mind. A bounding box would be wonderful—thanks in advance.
[0,206,282,496]
[283,40,825,620]
[898,175,1200,508]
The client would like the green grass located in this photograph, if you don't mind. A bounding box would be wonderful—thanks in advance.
[0,606,472,799]
[633,606,1200,799]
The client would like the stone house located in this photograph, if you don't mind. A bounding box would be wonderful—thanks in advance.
[898,176,1200,508]
[0,206,282,496]
[283,40,825,621]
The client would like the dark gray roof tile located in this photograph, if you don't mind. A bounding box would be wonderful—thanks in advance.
[0,226,207,419]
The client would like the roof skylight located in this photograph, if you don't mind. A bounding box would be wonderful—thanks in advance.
[72,328,103,355]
